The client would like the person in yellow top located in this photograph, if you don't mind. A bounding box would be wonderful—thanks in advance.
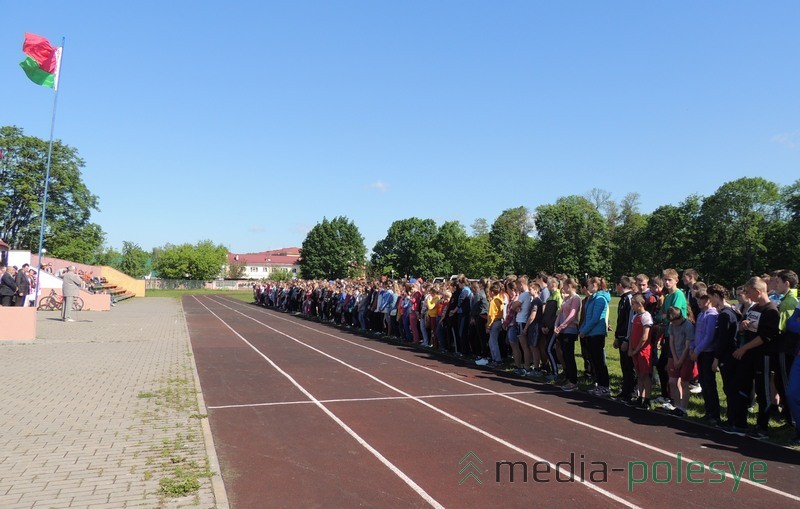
[484,281,505,366]
[425,286,441,348]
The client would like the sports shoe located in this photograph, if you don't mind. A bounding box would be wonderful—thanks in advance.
[670,407,687,418]
[638,399,652,411]
[720,425,747,437]
[661,402,676,412]
[488,360,503,368]
[515,368,528,376]
[66,318,75,322]
[626,397,643,408]
[527,369,545,379]
[475,358,489,366]
[652,396,669,406]
[561,383,578,392]
[591,386,611,397]
[689,382,702,394]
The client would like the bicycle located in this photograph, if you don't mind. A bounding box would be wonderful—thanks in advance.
[37,289,84,312]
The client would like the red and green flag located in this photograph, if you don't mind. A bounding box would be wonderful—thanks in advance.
[19,33,62,90]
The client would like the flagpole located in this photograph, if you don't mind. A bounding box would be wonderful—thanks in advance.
[34,36,64,309]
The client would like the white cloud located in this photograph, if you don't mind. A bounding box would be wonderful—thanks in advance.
[771,131,799,150]
[368,180,390,193]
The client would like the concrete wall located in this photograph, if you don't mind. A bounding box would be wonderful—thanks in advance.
[0,307,36,341]
[35,287,111,311]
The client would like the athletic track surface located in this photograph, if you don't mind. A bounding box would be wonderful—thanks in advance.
[184,295,800,509]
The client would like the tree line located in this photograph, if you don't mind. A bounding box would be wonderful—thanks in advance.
[299,178,800,288]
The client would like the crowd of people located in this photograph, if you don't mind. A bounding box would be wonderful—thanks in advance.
[0,263,36,307]
[0,261,106,310]
[251,268,800,444]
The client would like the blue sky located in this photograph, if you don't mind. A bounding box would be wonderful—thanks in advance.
[3,1,798,255]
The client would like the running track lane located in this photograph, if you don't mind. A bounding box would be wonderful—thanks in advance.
[185,296,800,508]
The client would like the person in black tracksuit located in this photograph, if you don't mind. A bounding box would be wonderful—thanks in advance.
[728,277,780,438]
[614,277,636,401]
[708,284,741,426]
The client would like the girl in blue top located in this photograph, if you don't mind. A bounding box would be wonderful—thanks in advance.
[579,277,612,396]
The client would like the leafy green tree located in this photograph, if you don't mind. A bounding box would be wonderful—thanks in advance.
[433,221,469,276]
[533,196,610,278]
[765,179,800,272]
[610,193,648,280]
[489,206,535,276]
[269,269,294,282]
[94,247,122,268]
[698,178,781,286]
[638,195,702,277]
[226,260,247,279]
[298,216,367,279]
[464,234,503,278]
[470,218,489,236]
[0,126,103,260]
[119,241,150,278]
[152,240,227,280]
[372,218,445,280]
[47,222,105,264]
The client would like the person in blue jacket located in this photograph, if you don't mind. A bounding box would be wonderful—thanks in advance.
[580,276,612,396]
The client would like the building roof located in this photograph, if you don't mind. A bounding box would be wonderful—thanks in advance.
[227,247,301,266]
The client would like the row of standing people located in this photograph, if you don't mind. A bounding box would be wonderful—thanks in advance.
[252,267,800,443]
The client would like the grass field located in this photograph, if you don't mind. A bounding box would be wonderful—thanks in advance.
[145,289,253,301]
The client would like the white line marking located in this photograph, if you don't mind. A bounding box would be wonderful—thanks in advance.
[191,296,445,509]
[207,390,537,410]
[217,296,800,502]
[202,296,640,508]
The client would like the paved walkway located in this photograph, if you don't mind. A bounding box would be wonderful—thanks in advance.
[0,298,227,509]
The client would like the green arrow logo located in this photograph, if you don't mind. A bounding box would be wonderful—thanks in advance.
[458,451,483,485]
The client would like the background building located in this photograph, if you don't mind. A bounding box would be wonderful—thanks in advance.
[226,247,301,279]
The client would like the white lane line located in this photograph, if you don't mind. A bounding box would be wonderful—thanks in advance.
[217,297,800,503]
[191,296,445,509]
[207,390,536,410]
[203,296,640,508]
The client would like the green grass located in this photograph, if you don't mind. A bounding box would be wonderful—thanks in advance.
[145,289,252,299]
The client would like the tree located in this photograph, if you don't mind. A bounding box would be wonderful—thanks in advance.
[433,221,469,276]
[371,218,445,280]
[489,207,534,276]
[462,234,503,278]
[638,196,702,277]
[94,247,122,268]
[119,241,150,278]
[0,126,103,260]
[610,193,648,280]
[226,260,246,279]
[698,178,781,286]
[298,216,367,280]
[47,222,105,264]
[533,196,611,278]
[470,218,489,236]
[152,240,228,280]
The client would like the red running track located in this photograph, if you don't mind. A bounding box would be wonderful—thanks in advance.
[184,295,800,509]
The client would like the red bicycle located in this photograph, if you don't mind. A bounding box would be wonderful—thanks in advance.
[37,289,84,312]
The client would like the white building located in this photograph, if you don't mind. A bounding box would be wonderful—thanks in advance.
[226,247,301,279]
